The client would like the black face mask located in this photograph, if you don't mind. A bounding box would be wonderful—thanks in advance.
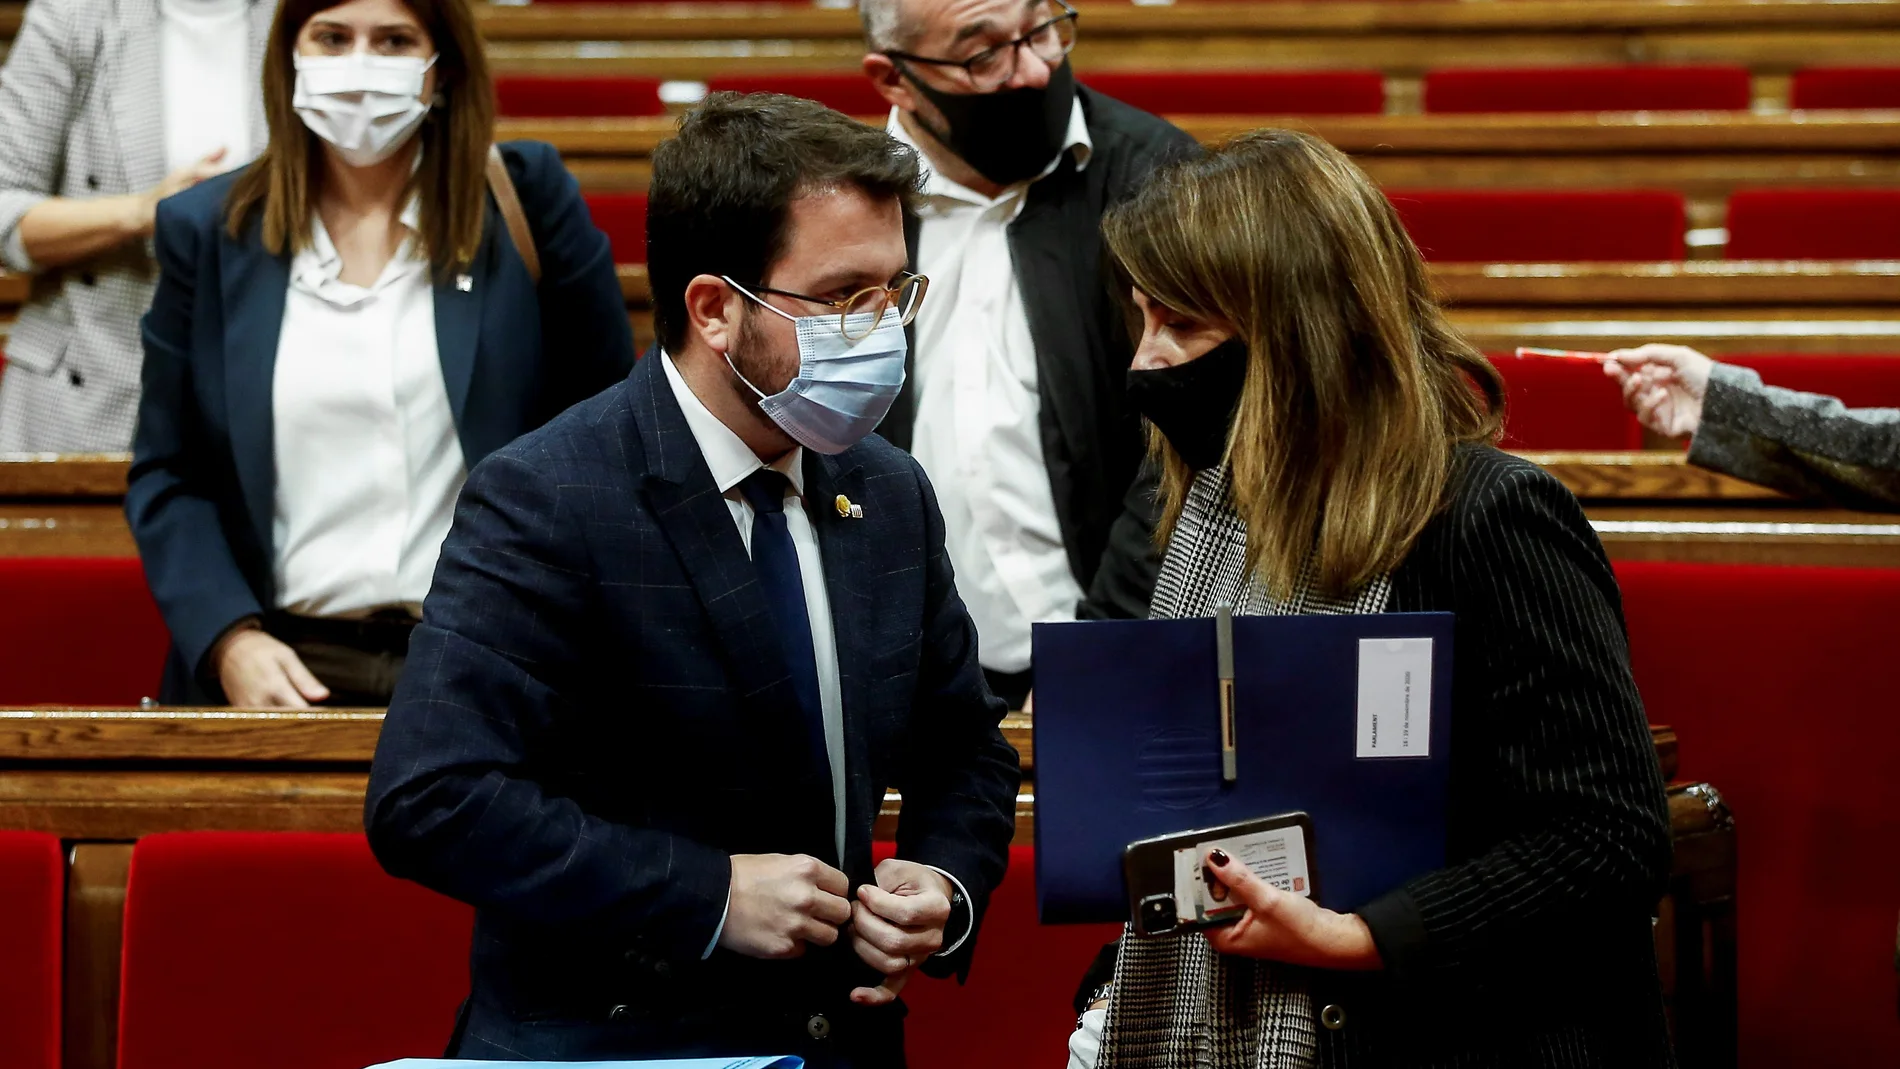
[902,60,1076,186]
[1126,339,1249,472]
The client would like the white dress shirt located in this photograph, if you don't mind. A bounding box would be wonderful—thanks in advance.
[660,352,971,959]
[887,101,1093,674]
[158,0,254,174]
[271,200,465,617]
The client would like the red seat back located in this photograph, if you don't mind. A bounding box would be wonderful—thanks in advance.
[117,833,472,1069]
[1080,70,1385,115]
[0,557,169,705]
[584,193,649,264]
[1790,67,1900,109]
[705,73,891,116]
[1424,65,1752,113]
[1614,562,1900,1068]
[879,843,1120,1069]
[1491,352,1643,450]
[1387,190,1686,262]
[1721,353,1900,409]
[1725,189,1900,259]
[495,75,666,118]
[0,832,62,1069]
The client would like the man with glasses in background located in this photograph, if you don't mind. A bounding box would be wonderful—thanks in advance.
[860,0,1198,710]
[366,93,1019,1067]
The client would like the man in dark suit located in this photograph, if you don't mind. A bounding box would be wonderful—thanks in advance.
[365,93,1021,1067]
[858,0,1199,706]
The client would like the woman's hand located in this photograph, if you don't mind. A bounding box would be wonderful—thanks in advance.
[1603,343,1715,439]
[1202,848,1383,971]
[215,628,330,708]
[136,148,231,235]
[16,148,230,268]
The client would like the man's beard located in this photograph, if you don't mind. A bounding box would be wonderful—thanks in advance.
[728,306,793,410]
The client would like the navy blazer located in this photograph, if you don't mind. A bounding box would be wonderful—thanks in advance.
[126,140,635,697]
[364,353,1021,1062]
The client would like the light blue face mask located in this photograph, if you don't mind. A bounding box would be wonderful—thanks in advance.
[720,277,910,455]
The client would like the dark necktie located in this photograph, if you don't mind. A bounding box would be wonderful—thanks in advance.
[737,469,832,830]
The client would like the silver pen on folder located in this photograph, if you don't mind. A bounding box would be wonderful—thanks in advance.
[1217,604,1237,783]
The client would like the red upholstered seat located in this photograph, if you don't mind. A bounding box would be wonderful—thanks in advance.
[0,832,62,1069]
[496,75,665,118]
[0,557,169,705]
[1614,561,1900,1069]
[1791,67,1900,109]
[1079,70,1385,115]
[1386,190,1686,262]
[705,73,891,116]
[1724,189,1900,260]
[1491,351,1643,450]
[116,833,472,1069]
[584,192,649,264]
[1424,65,1752,113]
[891,843,1121,1069]
[1721,352,1900,409]
[1489,351,1900,450]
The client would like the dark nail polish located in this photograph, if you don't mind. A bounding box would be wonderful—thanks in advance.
[1210,848,1231,867]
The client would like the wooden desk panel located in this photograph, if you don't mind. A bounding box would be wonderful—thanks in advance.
[461,1,1900,78]
[0,505,137,557]
[496,113,1900,159]
[0,453,131,497]
[0,710,1677,845]
[1525,451,1788,501]
[466,1,1900,43]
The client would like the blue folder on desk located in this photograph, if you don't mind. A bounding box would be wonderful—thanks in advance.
[1032,612,1455,924]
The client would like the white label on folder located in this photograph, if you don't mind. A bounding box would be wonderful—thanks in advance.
[1356,638,1433,758]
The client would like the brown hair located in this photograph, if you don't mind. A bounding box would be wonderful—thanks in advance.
[1104,129,1504,602]
[646,91,921,354]
[225,0,496,275]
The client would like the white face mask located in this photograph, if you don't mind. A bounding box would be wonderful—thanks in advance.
[720,277,910,455]
[292,52,438,168]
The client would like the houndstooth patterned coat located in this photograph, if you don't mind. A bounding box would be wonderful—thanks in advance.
[0,0,269,452]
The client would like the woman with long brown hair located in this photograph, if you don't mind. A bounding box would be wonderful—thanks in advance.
[1066,130,1674,1068]
[127,0,634,707]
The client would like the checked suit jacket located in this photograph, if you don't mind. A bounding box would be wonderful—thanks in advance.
[365,351,1021,1060]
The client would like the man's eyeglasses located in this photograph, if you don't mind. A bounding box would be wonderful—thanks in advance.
[725,273,931,342]
[883,1,1079,94]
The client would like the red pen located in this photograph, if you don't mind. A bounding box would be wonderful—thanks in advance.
[1514,346,1611,361]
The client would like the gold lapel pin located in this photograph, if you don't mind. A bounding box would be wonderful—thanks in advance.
[835,494,863,519]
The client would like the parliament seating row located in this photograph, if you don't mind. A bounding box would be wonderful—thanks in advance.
[7,338,1900,705]
[1,831,1104,1069]
[498,66,1900,119]
[1501,350,1900,451]
[581,188,1900,264]
[5,561,1897,1066]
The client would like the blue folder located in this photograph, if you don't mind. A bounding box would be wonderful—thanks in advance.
[1032,612,1456,924]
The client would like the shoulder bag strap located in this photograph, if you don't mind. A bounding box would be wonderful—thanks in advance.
[485,144,541,285]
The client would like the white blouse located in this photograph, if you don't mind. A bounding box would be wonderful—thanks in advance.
[157,0,254,173]
[270,200,465,618]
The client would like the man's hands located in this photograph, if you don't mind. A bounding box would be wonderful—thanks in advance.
[215,627,330,708]
[719,854,854,960]
[1604,343,1717,439]
[849,859,954,1006]
[1202,848,1383,971]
